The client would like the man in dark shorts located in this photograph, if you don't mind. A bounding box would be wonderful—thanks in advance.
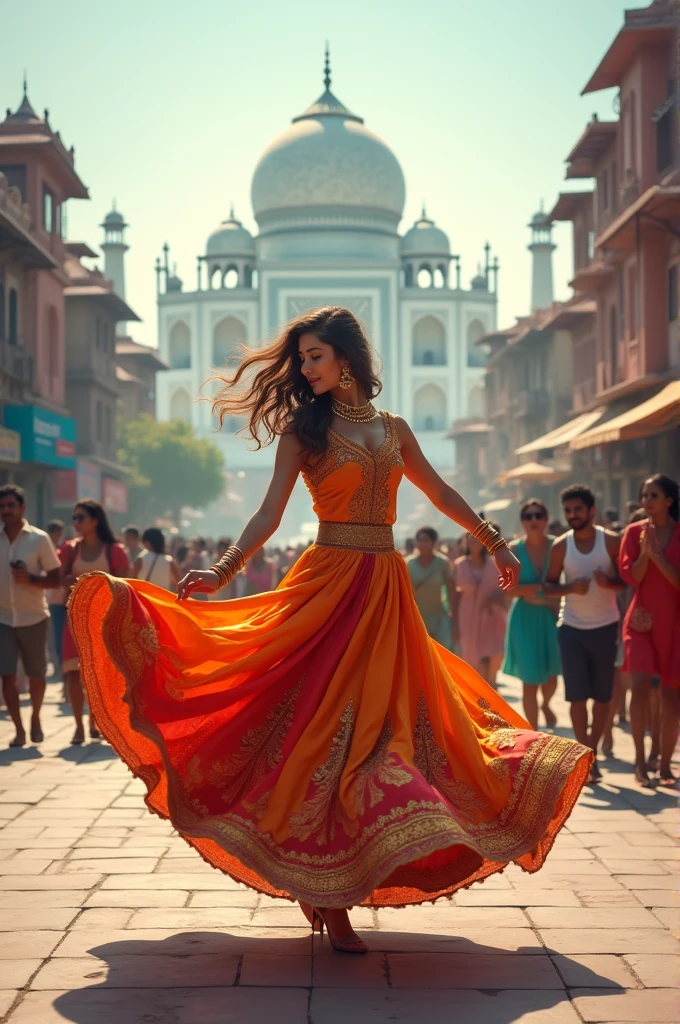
[0,485,61,746]
[545,485,624,783]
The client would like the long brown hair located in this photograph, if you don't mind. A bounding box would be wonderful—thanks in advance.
[210,306,382,454]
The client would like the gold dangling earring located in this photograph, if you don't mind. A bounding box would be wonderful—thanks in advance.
[339,365,354,390]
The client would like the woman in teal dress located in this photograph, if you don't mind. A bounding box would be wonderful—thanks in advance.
[502,499,560,729]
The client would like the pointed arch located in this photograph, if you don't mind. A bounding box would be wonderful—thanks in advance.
[168,321,191,369]
[170,387,192,422]
[413,383,446,431]
[412,315,446,366]
[467,318,487,368]
[213,316,246,367]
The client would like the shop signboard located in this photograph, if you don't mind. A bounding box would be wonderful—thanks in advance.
[76,459,102,502]
[3,405,76,468]
[102,477,128,514]
[0,426,21,463]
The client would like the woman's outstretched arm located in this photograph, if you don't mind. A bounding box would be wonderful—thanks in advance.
[177,433,305,599]
[395,416,519,589]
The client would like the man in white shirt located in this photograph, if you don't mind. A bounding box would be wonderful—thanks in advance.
[0,485,61,747]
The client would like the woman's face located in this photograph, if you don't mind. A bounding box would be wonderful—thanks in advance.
[521,504,547,538]
[640,480,672,519]
[143,539,153,551]
[298,333,346,396]
[415,532,434,555]
[72,506,96,538]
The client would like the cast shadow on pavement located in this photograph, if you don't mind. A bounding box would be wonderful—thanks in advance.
[51,930,619,1024]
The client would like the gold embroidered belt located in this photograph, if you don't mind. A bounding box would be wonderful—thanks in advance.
[316,521,395,553]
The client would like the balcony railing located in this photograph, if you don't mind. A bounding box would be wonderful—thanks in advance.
[0,337,34,389]
[513,388,550,420]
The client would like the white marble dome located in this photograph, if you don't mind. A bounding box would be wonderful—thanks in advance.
[251,86,405,228]
[206,209,255,257]
[401,211,450,256]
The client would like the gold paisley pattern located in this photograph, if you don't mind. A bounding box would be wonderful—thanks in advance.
[208,680,302,805]
[289,700,358,845]
[413,691,491,817]
[487,757,510,781]
[351,716,413,816]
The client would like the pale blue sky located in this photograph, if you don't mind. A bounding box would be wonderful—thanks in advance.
[2,0,641,347]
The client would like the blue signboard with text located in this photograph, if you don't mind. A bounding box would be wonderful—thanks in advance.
[3,405,76,469]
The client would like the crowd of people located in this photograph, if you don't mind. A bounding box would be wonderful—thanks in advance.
[1,472,678,789]
[404,473,680,789]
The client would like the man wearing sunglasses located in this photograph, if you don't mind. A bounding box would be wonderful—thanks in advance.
[0,485,61,747]
[545,484,624,783]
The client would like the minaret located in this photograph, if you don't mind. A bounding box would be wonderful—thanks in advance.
[100,202,129,334]
[527,203,555,311]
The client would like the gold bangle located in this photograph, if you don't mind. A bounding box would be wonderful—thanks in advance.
[210,545,246,590]
[489,538,507,555]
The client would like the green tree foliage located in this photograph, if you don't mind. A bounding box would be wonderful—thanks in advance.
[118,416,225,525]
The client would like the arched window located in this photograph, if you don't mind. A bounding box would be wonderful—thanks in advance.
[251,268,259,289]
[8,288,18,344]
[467,318,487,368]
[168,321,191,369]
[213,316,246,366]
[417,265,433,289]
[210,266,222,290]
[223,266,239,289]
[412,315,446,366]
[404,264,414,287]
[170,387,192,422]
[47,306,59,381]
[413,384,446,431]
[433,267,446,289]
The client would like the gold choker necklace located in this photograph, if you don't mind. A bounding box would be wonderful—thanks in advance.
[331,398,377,423]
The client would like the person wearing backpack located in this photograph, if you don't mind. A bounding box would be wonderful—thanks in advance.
[60,500,129,744]
[130,527,179,593]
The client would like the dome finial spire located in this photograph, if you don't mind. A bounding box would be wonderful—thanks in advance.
[324,42,331,91]
[421,201,427,219]
[229,201,235,218]
[22,70,28,97]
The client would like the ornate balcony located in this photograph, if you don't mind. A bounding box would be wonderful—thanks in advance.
[513,388,550,420]
[0,337,33,389]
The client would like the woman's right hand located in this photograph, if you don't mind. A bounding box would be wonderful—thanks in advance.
[177,569,221,600]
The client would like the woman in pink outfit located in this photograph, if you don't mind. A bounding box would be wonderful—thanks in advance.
[454,529,508,686]
[619,474,680,788]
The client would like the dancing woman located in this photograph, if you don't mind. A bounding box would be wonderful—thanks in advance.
[68,307,592,953]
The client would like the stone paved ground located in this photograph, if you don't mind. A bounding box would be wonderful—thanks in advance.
[0,675,677,1023]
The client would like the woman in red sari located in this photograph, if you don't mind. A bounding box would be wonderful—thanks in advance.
[69,307,592,953]
[619,474,680,788]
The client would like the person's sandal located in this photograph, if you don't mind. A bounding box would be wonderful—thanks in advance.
[314,908,368,954]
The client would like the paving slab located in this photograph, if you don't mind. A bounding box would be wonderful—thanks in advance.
[30,953,240,989]
[550,954,636,988]
[0,960,43,989]
[9,987,310,1024]
[309,988,582,1023]
[622,953,680,988]
[84,888,189,908]
[527,908,663,929]
[387,951,564,989]
[539,928,679,955]
[570,987,679,1022]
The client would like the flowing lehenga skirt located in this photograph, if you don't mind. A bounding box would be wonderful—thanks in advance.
[68,544,592,908]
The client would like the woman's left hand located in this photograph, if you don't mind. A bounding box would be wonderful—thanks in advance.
[494,545,520,591]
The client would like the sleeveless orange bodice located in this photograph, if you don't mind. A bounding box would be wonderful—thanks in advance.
[301,410,404,527]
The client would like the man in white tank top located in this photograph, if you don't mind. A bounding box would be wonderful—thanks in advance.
[545,485,624,783]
